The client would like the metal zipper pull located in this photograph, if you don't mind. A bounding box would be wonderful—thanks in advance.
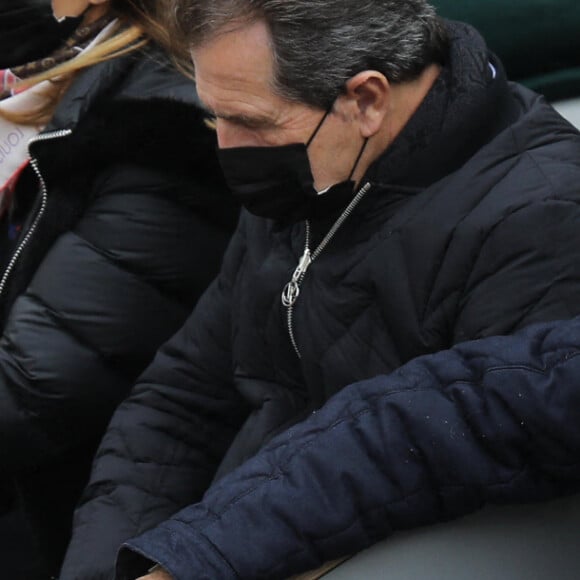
[281,247,311,307]
[281,183,372,359]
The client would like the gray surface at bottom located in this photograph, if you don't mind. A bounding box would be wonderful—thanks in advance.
[323,493,580,580]
[553,97,580,129]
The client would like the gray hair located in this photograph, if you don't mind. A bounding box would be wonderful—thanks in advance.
[173,0,449,109]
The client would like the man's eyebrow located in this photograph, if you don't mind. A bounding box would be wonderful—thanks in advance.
[214,111,274,129]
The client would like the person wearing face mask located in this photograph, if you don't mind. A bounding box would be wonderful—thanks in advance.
[0,0,238,577]
[0,1,81,68]
[217,102,369,224]
[60,1,580,579]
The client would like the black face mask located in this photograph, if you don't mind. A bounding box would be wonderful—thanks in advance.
[217,106,368,223]
[0,5,81,69]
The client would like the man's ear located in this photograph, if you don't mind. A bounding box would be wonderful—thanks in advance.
[343,71,390,138]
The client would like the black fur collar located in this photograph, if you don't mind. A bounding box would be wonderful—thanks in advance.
[33,96,225,194]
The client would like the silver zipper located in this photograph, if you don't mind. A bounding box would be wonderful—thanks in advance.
[282,181,372,358]
[0,129,72,300]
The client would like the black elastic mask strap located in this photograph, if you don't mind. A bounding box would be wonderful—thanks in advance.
[347,137,369,181]
[306,102,334,148]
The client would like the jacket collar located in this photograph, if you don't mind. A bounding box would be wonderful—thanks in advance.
[365,21,517,192]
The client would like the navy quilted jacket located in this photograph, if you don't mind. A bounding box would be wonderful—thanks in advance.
[61,22,580,579]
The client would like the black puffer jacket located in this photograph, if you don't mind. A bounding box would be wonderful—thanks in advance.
[0,47,236,574]
[62,23,580,579]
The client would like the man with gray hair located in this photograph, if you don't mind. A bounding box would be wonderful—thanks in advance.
[61,1,580,579]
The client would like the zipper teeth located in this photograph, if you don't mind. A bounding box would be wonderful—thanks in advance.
[311,181,372,260]
[29,129,72,144]
[286,181,372,358]
[287,305,301,358]
[0,129,72,300]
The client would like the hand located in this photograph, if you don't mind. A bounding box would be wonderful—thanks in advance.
[136,567,173,580]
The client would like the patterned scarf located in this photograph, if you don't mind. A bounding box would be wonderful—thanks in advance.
[0,13,114,99]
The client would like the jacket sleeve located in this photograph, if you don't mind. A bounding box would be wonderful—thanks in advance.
[116,315,580,580]
[0,165,231,474]
[59,218,250,580]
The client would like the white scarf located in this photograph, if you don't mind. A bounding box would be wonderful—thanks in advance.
[0,84,51,215]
